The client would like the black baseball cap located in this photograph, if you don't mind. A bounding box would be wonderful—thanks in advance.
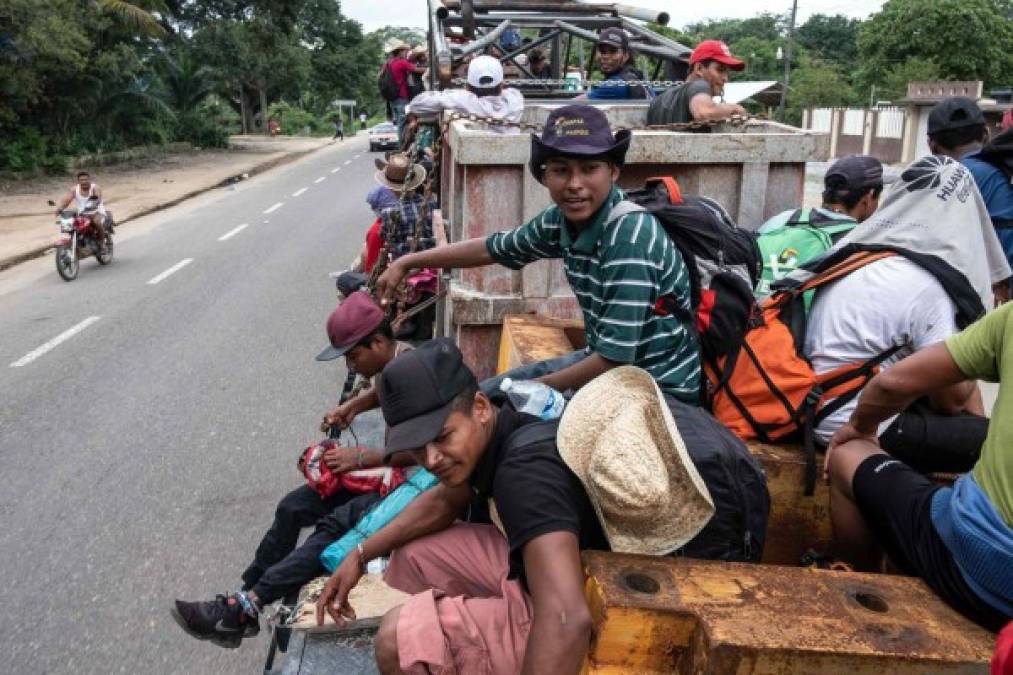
[378,338,478,457]
[597,27,629,50]
[824,155,884,191]
[928,97,985,135]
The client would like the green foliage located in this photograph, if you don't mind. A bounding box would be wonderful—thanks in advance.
[796,14,861,71]
[857,0,1013,87]
[266,101,330,136]
[786,56,859,124]
[684,13,784,44]
[876,57,942,103]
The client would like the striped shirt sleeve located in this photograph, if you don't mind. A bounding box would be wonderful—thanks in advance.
[593,213,675,362]
[485,210,564,270]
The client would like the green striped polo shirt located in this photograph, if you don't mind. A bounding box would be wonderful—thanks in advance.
[486,186,700,401]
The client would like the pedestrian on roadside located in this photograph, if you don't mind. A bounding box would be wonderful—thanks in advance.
[646,40,747,130]
[332,117,344,142]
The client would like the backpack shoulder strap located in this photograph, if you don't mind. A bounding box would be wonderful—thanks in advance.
[605,200,646,228]
[503,419,560,453]
[797,250,896,294]
[784,208,810,226]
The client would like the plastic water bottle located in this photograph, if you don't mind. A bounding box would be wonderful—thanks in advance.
[499,378,566,420]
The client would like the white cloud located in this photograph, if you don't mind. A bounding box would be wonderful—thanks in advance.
[341,0,886,33]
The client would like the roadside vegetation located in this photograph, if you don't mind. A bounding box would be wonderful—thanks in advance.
[3,0,1010,173]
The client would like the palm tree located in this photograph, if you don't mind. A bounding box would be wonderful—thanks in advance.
[95,0,170,38]
[156,51,215,115]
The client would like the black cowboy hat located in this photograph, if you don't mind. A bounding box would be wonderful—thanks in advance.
[529,104,631,182]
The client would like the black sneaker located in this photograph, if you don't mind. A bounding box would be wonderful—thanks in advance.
[170,594,260,649]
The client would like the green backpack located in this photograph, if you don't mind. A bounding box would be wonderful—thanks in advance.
[755,208,857,303]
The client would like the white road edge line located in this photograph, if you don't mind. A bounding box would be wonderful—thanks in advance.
[263,202,284,214]
[218,223,249,242]
[10,316,101,368]
[147,258,193,285]
[314,177,326,184]
[330,167,341,174]
[292,187,308,197]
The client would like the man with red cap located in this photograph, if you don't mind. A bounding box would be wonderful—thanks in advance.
[647,39,747,129]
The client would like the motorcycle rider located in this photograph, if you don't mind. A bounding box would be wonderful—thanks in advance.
[55,171,110,250]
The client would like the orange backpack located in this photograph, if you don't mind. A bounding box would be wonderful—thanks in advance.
[706,250,903,495]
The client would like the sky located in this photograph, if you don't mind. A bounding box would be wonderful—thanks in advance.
[342,0,888,33]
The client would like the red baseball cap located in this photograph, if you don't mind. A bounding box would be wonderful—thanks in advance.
[316,291,385,361]
[689,40,745,71]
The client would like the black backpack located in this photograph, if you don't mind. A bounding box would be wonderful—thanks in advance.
[378,62,401,101]
[503,400,769,563]
[618,177,762,369]
[980,127,1013,182]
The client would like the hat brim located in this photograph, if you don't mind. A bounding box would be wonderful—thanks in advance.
[316,343,354,362]
[374,165,427,192]
[529,129,632,182]
[383,399,454,457]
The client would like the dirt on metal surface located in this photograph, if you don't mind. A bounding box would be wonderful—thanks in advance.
[582,551,993,674]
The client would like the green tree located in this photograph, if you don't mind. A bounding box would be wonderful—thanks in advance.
[786,56,858,125]
[796,14,861,71]
[684,13,783,45]
[857,0,1013,87]
[97,0,170,37]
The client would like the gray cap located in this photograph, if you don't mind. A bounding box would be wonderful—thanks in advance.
[824,155,884,191]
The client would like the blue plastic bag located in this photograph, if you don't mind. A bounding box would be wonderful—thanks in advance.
[319,468,439,572]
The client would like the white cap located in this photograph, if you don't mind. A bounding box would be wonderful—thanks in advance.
[467,55,504,88]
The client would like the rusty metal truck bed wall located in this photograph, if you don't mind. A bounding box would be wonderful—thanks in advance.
[440,107,829,379]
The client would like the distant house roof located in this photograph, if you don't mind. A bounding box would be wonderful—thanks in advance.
[719,81,781,106]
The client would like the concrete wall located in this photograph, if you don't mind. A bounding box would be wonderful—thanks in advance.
[804,106,907,164]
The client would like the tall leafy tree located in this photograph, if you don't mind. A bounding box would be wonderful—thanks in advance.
[796,14,861,72]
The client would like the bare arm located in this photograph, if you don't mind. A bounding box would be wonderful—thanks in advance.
[537,352,618,394]
[55,189,74,213]
[927,380,979,416]
[687,93,746,122]
[316,482,470,627]
[520,532,593,675]
[376,237,493,306]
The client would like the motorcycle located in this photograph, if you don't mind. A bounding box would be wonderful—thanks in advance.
[54,202,114,282]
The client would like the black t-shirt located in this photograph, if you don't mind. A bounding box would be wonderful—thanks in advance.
[646,78,712,130]
[469,406,608,579]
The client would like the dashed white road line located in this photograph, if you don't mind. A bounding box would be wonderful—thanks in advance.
[263,202,283,214]
[10,316,101,368]
[354,154,361,159]
[331,167,341,174]
[344,160,352,165]
[218,224,249,242]
[314,177,326,184]
[292,187,308,197]
[147,258,193,285]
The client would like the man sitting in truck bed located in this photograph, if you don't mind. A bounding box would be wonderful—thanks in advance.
[315,339,719,674]
[377,104,701,403]
[825,303,1013,632]
[407,55,524,133]
[646,40,747,130]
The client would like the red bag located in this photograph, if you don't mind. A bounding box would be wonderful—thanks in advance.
[298,440,407,499]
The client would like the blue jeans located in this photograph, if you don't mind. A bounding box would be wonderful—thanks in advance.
[392,99,408,145]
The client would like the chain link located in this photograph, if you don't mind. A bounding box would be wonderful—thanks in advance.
[451,78,685,88]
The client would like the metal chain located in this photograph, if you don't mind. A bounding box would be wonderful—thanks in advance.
[436,110,754,134]
[450,78,685,88]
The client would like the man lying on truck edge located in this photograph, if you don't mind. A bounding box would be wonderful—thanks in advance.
[376,104,702,403]
[825,302,1013,632]
[315,339,718,675]
[580,28,649,101]
[407,55,524,133]
[802,155,1010,474]
[646,40,747,129]
[170,292,414,649]
[928,96,1013,301]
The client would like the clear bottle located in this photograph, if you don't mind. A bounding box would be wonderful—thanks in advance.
[499,378,566,420]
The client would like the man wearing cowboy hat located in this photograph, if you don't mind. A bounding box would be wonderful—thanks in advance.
[382,39,426,144]
[373,153,436,260]
[315,339,715,674]
[376,104,702,403]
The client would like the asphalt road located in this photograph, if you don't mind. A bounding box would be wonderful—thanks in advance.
[0,135,389,675]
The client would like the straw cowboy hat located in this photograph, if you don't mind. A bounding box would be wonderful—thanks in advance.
[374,154,427,192]
[384,38,409,55]
[557,366,715,555]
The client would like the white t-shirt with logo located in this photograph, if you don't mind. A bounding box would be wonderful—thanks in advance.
[803,257,959,443]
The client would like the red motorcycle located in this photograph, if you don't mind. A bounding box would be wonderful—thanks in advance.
[54,203,114,281]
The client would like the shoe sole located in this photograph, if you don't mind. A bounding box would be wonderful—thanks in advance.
[169,606,243,649]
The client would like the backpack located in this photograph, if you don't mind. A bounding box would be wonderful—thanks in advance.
[378,62,401,101]
[406,71,426,100]
[755,208,857,300]
[616,177,762,369]
[706,250,904,496]
[504,405,769,563]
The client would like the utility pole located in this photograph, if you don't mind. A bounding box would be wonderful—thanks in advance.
[778,0,799,123]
